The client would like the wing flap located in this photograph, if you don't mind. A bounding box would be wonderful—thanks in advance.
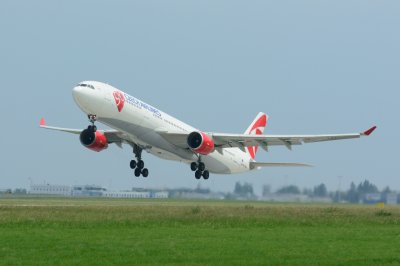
[156,130,189,148]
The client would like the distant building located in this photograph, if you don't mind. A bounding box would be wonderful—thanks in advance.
[72,185,106,197]
[103,191,169,199]
[363,193,383,204]
[153,192,169,198]
[29,184,71,196]
[386,193,398,205]
[104,191,150,199]
[28,183,168,199]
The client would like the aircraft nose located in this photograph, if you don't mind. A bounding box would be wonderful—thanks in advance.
[72,85,92,112]
[72,83,102,115]
[72,86,83,103]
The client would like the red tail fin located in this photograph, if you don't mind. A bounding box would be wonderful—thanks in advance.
[244,112,268,159]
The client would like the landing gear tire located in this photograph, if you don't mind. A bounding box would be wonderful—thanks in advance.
[202,170,210,180]
[190,162,198,171]
[198,162,206,172]
[87,115,97,132]
[134,168,141,177]
[131,145,149,178]
[137,160,145,170]
[192,158,210,179]
[195,170,202,179]
[142,168,149,178]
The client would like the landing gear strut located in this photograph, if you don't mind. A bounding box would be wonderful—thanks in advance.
[87,114,97,132]
[190,157,210,180]
[130,144,149,177]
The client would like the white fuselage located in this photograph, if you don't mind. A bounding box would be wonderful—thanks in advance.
[72,81,253,174]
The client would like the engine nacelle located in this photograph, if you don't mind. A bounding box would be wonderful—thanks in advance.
[187,131,215,155]
[79,129,108,152]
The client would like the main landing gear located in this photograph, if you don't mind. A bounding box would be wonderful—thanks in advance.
[130,144,149,178]
[87,114,97,132]
[190,158,210,180]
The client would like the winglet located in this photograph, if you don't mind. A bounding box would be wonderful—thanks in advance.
[362,126,377,136]
[40,118,46,127]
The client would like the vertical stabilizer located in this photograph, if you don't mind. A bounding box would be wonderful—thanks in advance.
[244,112,268,159]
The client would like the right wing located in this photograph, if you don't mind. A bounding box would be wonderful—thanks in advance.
[157,126,377,152]
[211,126,377,151]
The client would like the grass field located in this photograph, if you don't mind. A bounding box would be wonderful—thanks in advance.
[0,197,399,265]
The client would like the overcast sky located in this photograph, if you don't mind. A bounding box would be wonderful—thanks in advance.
[0,1,398,195]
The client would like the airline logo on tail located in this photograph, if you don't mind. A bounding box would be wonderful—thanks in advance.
[245,113,268,159]
[113,91,125,112]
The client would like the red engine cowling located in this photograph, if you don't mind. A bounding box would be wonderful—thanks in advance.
[187,131,215,155]
[79,129,108,152]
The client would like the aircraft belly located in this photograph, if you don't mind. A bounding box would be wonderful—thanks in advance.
[99,117,195,161]
[203,151,248,174]
[202,156,232,174]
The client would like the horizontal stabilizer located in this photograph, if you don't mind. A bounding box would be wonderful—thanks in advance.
[250,162,312,169]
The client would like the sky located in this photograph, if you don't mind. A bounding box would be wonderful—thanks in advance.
[0,1,399,195]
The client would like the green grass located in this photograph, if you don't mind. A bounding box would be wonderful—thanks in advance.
[0,198,400,265]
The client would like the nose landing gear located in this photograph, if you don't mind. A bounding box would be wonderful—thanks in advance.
[87,114,97,132]
[190,158,210,180]
[130,144,149,178]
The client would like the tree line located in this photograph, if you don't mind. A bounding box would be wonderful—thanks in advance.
[232,180,396,203]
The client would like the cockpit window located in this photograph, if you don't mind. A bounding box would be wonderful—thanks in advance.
[77,83,95,90]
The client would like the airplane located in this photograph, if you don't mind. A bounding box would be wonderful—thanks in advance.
[40,81,377,180]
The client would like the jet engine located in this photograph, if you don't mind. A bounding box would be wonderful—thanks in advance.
[187,131,215,155]
[79,128,108,152]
